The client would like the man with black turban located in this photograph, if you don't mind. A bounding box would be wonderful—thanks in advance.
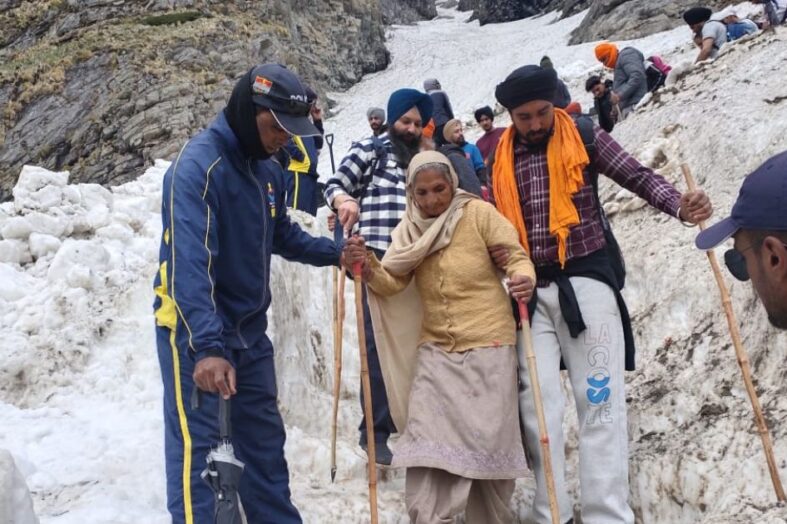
[684,6,728,62]
[488,65,712,524]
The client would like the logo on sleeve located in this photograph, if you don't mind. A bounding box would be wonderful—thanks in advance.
[267,182,276,218]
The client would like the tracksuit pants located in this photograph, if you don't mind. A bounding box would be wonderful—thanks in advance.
[285,171,319,216]
[518,277,635,524]
[157,326,301,524]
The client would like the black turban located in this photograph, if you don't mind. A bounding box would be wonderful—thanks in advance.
[683,7,712,25]
[495,65,558,110]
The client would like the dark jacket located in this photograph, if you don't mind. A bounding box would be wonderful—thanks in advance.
[153,112,340,360]
[554,78,572,109]
[439,144,483,197]
[426,91,455,126]
[613,47,648,110]
[594,80,616,133]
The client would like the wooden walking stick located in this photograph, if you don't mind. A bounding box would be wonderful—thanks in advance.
[353,258,379,523]
[681,164,786,501]
[517,299,560,524]
[330,225,347,482]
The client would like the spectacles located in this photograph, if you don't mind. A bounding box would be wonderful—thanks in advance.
[724,241,787,282]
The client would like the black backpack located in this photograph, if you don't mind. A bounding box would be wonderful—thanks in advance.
[644,61,667,93]
[488,116,627,289]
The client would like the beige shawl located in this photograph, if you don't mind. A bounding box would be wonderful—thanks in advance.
[367,151,478,432]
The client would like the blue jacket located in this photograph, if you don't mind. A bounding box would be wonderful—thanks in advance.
[153,112,340,360]
[462,143,485,173]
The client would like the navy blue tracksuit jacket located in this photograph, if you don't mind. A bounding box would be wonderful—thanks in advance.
[154,111,339,524]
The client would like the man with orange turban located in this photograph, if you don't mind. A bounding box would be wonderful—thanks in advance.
[594,42,648,117]
[488,64,712,524]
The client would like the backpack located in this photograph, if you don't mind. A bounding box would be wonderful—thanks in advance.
[644,56,670,93]
[574,115,627,290]
[488,116,627,289]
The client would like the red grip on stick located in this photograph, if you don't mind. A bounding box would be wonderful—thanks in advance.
[353,261,362,276]
[517,299,529,324]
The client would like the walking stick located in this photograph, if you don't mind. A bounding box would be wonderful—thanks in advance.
[352,258,379,523]
[517,299,560,524]
[331,225,346,482]
[681,164,786,502]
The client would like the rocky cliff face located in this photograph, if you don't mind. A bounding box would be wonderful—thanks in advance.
[457,0,590,24]
[0,0,432,202]
[382,0,437,24]
[568,0,738,44]
[457,0,739,42]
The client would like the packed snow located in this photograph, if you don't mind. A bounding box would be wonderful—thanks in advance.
[1,3,787,523]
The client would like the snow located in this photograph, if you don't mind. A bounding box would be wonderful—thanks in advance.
[1,3,787,523]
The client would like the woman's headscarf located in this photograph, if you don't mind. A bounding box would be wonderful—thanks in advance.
[382,151,479,275]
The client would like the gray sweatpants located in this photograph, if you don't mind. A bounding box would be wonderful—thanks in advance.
[518,277,635,524]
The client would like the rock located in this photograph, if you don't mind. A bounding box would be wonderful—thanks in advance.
[568,0,739,44]
[0,0,433,202]
[0,450,38,524]
[458,0,591,24]
[28,233,62,260]
[0,239,32,264]
[381,0,437,24]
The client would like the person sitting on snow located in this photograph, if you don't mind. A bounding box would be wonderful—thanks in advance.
[696,151,787,330]
[684,7,728,62]
[718,9,759,40]
[154,63,345,524]
[751,0,787,28]
[585,75,617,133]
[442,118,488,189]
[594,42,648,118]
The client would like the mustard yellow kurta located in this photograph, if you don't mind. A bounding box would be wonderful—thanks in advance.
[367,198,535,353]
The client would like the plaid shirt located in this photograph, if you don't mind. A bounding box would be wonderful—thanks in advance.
[324,132,406,251]
[492,126,681,267]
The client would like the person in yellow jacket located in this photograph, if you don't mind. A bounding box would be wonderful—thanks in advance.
[343,150,535,524]
[282,93,324,215]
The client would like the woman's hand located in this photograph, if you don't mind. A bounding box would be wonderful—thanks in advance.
[343,236,368,278]
[507,274,535,304]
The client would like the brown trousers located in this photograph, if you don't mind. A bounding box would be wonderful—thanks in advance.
[405,467,516,524]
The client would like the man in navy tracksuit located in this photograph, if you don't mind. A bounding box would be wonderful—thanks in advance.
[154,63,343,524]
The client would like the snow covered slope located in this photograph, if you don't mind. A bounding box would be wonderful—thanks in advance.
[1,3,787,523]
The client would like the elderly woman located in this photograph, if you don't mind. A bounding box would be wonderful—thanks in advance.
[344,151,535,524]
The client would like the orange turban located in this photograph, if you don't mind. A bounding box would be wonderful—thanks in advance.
[594,42,619,69]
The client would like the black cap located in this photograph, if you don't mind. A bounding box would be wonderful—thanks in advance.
[249,64,319,137]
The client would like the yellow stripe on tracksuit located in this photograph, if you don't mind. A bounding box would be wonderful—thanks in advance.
[153,148,222,524]
[287,136,310,211]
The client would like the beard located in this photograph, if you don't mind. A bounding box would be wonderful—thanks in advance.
[389,127,421,167]
[522,129,551,148]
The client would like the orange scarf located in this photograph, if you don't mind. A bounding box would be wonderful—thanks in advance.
[492,108,589,267]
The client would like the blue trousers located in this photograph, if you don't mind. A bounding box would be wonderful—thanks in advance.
[285,171,319,216]
[358,270,397,445]
[157,327,301,524]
